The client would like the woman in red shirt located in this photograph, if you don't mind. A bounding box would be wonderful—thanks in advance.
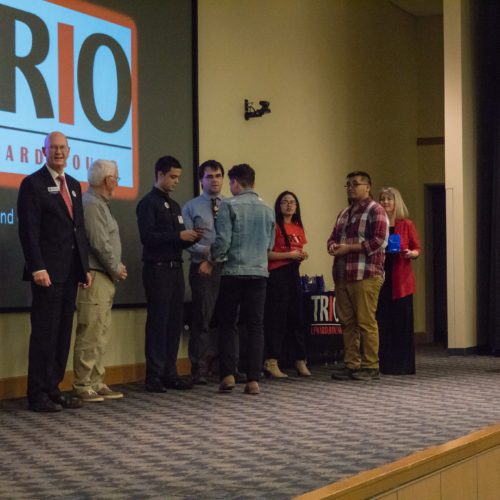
[263,191,310,378]
[377,187,421,375]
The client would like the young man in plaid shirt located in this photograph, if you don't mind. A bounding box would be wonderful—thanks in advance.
[327,171,389,381]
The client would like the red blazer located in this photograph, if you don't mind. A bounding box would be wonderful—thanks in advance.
[391,219,421,299]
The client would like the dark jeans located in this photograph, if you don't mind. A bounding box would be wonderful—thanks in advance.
[264,263,306,361]
[188,262,221,375]
[143,263,184,382]
[28,278,79,403]
[218,276,267,382]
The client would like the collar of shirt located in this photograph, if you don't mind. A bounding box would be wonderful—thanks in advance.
[201,191,221,200]
[86,186,110,206]
[349,195,373,215]
[237,188,258,197]
[46,164,65,182]
[152,186,171,200]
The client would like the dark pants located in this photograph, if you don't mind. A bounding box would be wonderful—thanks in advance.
[218,276,267,382]
[143,263,184,382]
[264,263,306,361]
[28,277,79,403]
[188,263,221,376]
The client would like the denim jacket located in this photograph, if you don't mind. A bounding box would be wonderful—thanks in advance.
[211,189,275,277]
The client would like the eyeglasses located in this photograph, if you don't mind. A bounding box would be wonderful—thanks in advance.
[48,146,69,153]
[344,182,368,189]
[106,176,120,183]
[280,200,297,206]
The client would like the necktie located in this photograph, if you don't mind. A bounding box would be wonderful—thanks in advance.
[57,175,73,219]
[211,197,219,221]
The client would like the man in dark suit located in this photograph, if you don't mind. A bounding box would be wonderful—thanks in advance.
[17,131,91,412]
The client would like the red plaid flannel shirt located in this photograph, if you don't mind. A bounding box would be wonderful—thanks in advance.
[327,197,389,281]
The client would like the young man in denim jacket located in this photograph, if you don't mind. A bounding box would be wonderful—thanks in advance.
[211,164,275,395]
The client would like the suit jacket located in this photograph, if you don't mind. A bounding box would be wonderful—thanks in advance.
[17,165,89,283]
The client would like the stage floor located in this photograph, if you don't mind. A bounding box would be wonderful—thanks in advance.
[1,345,500,499]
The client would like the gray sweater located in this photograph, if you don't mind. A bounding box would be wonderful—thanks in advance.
[82,187,123,281]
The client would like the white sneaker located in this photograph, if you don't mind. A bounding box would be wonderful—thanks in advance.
[97,386,123,399]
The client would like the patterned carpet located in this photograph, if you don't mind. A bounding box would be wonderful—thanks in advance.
[1,345,500,499]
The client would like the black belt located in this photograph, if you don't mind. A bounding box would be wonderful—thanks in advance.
[148,261,182,269]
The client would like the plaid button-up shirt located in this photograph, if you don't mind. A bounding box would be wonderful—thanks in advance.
[327,197,389,281]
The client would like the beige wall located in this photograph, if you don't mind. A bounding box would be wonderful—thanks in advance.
[198,0,443,333]
[0,310,150,380]
[0,0,448,382]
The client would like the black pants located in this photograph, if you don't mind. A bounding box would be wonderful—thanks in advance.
[264,263,306,361]
[143,263,184,382]
[188,263,221,375]
[28,277,79,403]
[218,276,266,382]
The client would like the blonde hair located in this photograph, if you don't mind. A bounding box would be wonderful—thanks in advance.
[379,186,409,220]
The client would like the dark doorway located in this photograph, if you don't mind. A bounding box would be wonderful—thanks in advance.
[425,184,447,345]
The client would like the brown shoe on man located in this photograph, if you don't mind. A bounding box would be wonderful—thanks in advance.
[244,381,260,395]
[76,389,104,402]
[219,375,236,393]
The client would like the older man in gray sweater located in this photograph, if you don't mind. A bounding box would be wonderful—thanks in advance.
[73,159,127,402]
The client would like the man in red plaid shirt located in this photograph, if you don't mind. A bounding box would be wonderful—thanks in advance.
[327,171,389,381]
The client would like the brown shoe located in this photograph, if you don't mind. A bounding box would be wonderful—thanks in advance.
[76,389,104,402]
[295,360,312,377]
[263,359,288,378]
[244,381,260,395]
[219,375,236,393]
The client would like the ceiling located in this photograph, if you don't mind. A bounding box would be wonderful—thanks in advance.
[390,0,443,16]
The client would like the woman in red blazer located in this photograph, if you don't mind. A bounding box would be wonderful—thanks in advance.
[377,187,421,374]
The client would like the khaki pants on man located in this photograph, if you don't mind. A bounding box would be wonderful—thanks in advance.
[74,270,115,393]
[335,275,384,370]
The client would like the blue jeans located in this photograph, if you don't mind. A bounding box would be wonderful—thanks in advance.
[218,276,267,382]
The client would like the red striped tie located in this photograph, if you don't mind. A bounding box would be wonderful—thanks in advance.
[57,175,73,219]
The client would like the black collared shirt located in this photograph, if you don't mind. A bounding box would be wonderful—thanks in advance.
[136,186,192,262]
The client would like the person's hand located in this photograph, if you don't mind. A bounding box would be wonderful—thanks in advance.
[33,270,51,287]
[199,261,213,276]
[195,227,206,239]
[80,272,92,289]
[180,229,200,242]
[301,250,309,261]
[289,250,308,261]
[119,264,128,281]
[329,243,350,256]
[403,249,418,259]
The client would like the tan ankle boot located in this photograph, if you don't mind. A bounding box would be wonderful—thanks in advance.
[244,381,260,395]
[264,359,288,378]
[295,360,312,377]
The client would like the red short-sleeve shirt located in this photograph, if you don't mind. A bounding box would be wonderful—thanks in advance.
[268,222,307,271]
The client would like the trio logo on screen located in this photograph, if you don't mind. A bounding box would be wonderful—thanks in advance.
[0,0,138,198]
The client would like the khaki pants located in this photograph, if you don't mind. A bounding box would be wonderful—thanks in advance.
[335,276,384,370]
[73,270,115,393]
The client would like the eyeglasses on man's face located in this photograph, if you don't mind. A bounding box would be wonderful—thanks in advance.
[48,145,69,153]
[344,182,368,189]
[280,200,297,206]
